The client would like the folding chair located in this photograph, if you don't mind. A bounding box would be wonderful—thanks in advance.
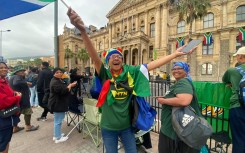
[82,98,101,147]
[210,131,232,153]
[66,95,84,133]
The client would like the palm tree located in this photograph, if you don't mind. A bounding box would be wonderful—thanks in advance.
[174,0,211,39]
[76,48,89,71]
[64,48,74,69]
[171,0,211,65]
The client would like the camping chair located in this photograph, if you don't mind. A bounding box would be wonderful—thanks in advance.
[210,131,232,153]
[66,95,84,133]
[82,98,102,147]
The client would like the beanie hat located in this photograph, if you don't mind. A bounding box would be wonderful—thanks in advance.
[102,48,123,64]
[53,67,64,75]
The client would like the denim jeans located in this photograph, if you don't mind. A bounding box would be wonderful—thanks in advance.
[101,127,137,153]
[54,112,65,139]
[29,86,38,107]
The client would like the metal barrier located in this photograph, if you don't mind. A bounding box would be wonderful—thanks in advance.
[147,80,232,152]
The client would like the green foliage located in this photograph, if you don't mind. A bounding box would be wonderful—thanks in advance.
[76,48,89,62]
[174,0,211,35]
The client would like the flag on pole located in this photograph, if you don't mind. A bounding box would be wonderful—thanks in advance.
[176,37,185,48]
[0,0,56,20]
[203,32,213,45]
[238,27,245,42]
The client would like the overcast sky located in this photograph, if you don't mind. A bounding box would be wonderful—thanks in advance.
[0,0,119,58]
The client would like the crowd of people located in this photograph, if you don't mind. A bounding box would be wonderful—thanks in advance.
[0,7,244,153]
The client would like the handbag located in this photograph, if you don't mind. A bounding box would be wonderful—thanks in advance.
[171,80,213,150]
[0,105,20,118]
[90,76,102,99]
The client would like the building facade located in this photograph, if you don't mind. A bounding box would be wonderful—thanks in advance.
[58,0,245,81]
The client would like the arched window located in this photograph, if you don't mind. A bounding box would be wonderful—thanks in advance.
[202,43,213,55]
[201,63,212,75]
[203,13,214,28]
[237,5,245,22]
[150,23,155,37]
[99,41,103,50]
[140,20,145,33]
[177,20,185,34]
[75,45,78,53]
[149,46,153,59]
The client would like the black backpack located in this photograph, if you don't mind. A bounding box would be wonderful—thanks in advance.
[236,65,245,106]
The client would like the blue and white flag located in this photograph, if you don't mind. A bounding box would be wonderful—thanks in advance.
[0,0,56,20]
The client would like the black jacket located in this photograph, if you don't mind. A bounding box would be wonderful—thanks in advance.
[48,77,70,113]
[37,68,53,93]
[9,75,30,109]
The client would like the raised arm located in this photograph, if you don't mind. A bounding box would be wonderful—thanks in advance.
[67,8,102,74]
[147,45,197,71]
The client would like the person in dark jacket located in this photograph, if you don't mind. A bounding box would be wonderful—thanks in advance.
[36,62,53,121]
[0,60,21,153]
[48,67,77,143]
[9,65,39,132]
[70,68,83,97]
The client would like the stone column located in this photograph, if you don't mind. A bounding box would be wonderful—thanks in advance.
[161,3,168,49]
[155,5,161,50]
[221,0,228,27]
[144,10,148,35]
[138,44,142,64]
[135,14,139,32]
[108,23,112,48]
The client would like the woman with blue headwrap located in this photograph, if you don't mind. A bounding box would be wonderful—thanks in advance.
[157,62,201,153]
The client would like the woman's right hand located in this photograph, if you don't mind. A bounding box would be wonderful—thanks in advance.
[15,92,22,97]
[67,8,86,33]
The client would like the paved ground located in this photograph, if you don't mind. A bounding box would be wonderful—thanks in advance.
[9,107,158,153]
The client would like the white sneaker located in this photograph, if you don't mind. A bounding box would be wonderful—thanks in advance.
[55,136,68,144]
[53,133,65,141]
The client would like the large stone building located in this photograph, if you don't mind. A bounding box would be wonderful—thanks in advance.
[58,0,245,81]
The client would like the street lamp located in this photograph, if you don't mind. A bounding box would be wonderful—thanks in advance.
[0,29,11,57]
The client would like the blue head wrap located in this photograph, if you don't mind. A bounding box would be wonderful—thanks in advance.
[172,62,192,81]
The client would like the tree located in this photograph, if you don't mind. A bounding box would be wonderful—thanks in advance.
[64,48,74,69]
[174,0,211,39]
[76,48,89,71]
[171,0,211,64]
[33,58,42,67]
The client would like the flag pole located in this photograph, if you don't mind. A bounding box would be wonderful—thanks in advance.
[54,0,58,67]
[60,0,69,8]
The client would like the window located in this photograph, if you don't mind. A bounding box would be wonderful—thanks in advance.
[149,46,153,58]
[141,26,145,33]
[201,63,212,75]
[237,5,245,22]
[203,13,214,28]
[124,26,127,35]
[177,20,185,34]
[202,43,213,55]
[150,23,155,37]
[99,41,102,50]
[75,45,78,53]
[132,23,135,32]
[140,20,145,33]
